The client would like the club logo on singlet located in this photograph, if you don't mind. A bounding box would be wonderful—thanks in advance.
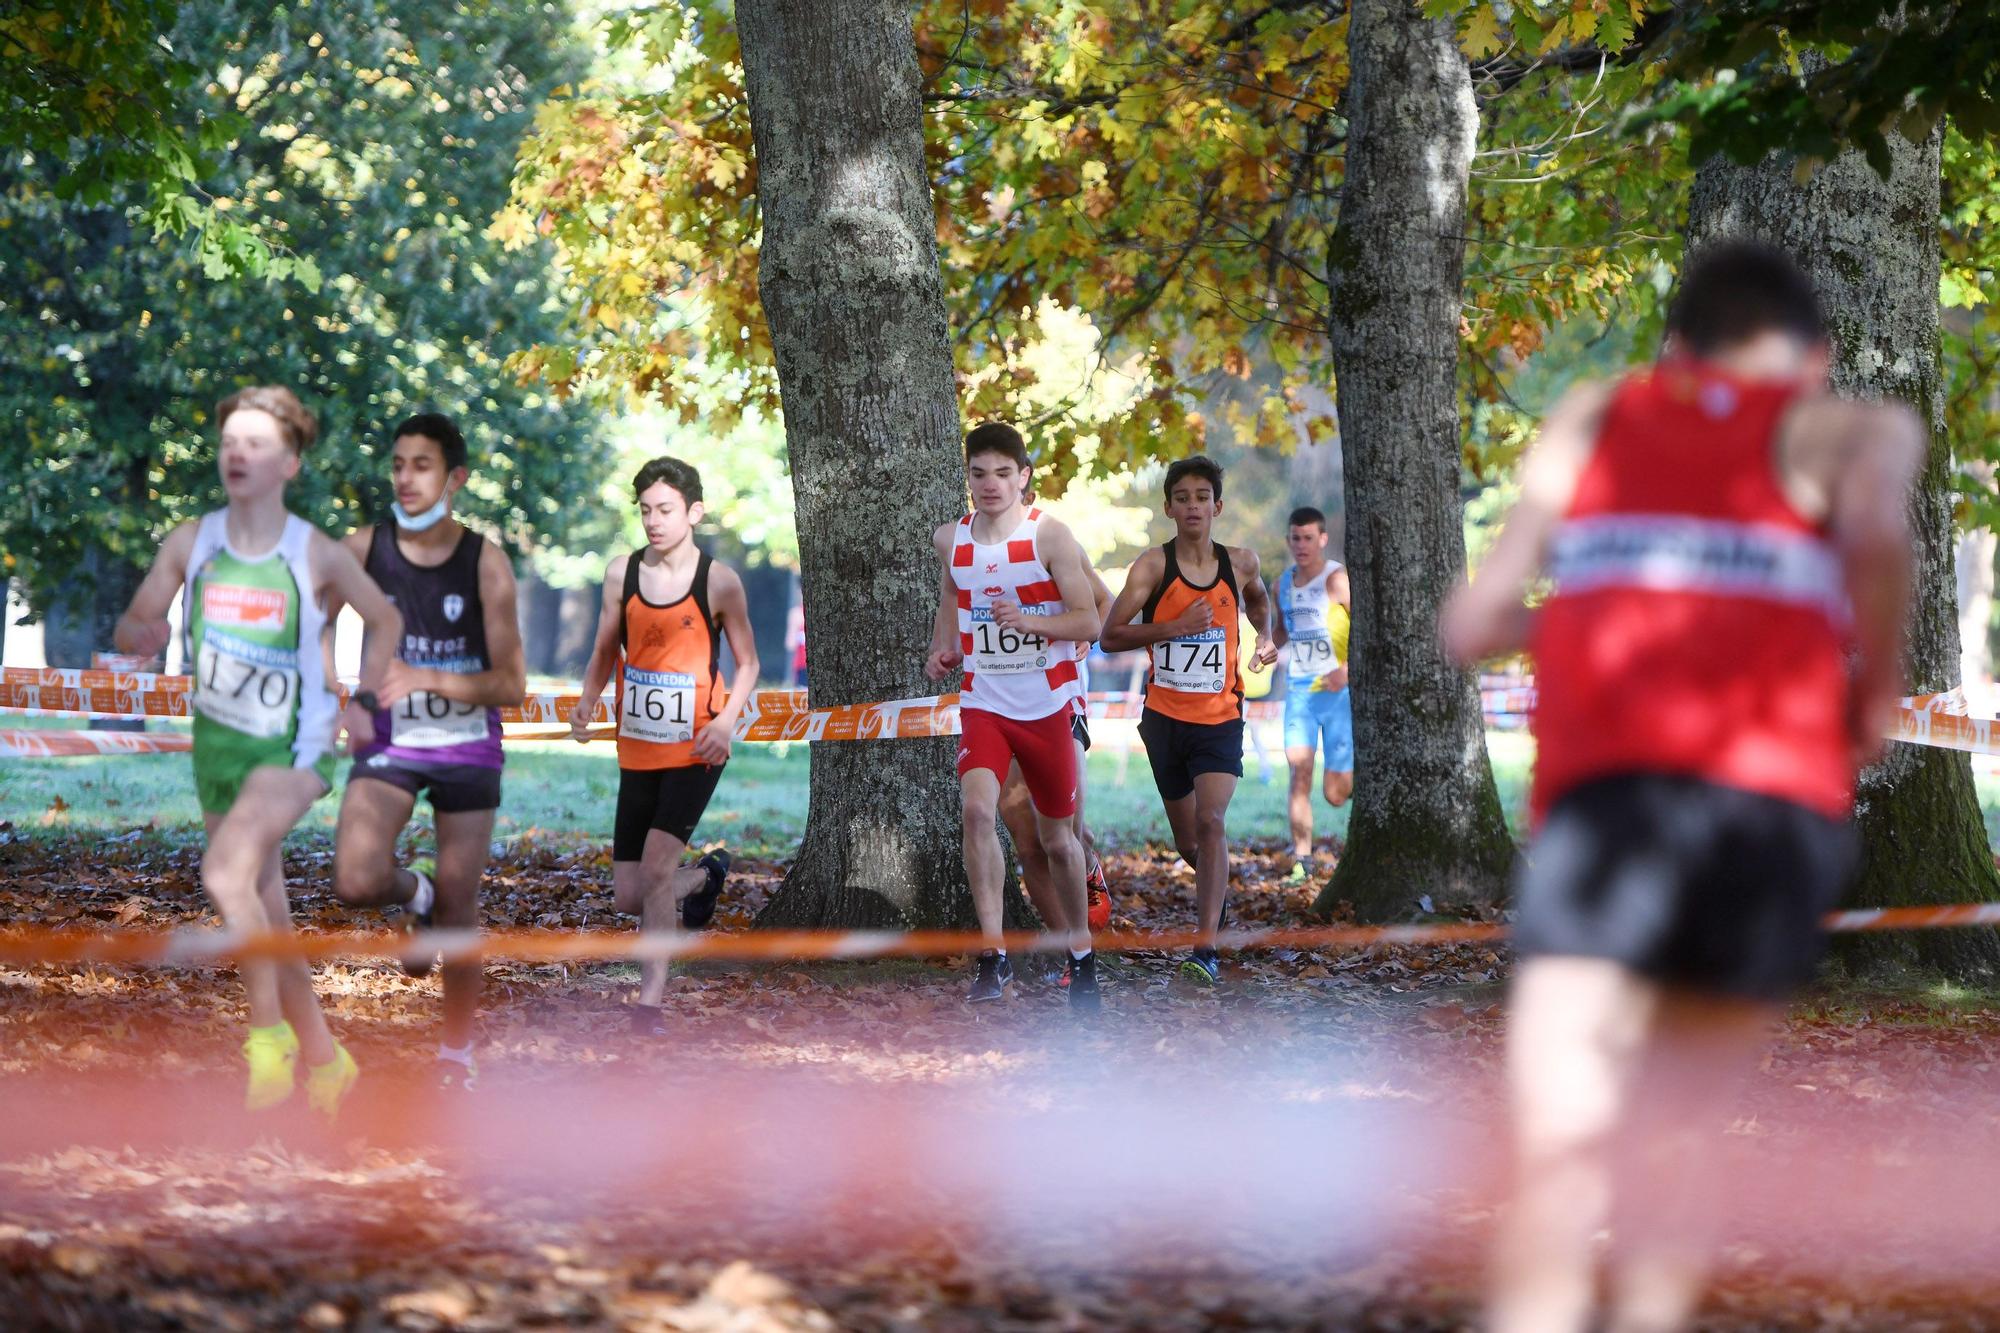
[201,584,288,629]
[442,593,464,623]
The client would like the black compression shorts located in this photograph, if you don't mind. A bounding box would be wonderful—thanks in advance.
[614,764,724,860]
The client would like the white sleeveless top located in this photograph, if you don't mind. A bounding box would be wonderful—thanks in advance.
[950,508,1082,721]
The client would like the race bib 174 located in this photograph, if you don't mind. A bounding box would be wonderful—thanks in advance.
[1151,627,1228,694]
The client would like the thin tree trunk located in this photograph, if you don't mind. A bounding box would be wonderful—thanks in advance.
[1311,0,1514,922]
[737,0,993,929]
[1687,114,2000,981]
[1958,462,1995,692]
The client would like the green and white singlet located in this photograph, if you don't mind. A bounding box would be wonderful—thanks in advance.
[183,510,338,813]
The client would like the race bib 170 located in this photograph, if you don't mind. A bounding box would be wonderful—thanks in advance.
[194,630,299,739]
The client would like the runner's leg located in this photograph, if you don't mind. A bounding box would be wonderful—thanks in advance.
[251,834,337,1066]
[998,761,1065,930]
[432,806,497,1052]
[1490,956,1656,1333]
[1606,992,1778,1333]
[614,831,708,1009]
[1189,770,1237,941]
[202,764,334,1061]
[331,775,420,908]
[961,767,1007,948]
[1285,747,1317,860]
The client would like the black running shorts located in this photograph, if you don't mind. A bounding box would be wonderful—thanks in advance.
[350,757,502,814]
[614,764,724,861]
[1071,710,1091,753]
[1516,773,1858,1000]
[1137,709,1244,802]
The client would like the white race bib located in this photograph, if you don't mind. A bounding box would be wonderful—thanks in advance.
[968,606,1053,676]
[621,666,695,744]
[1151,627,1229,694]
[389,689,488,748]
[1287,632,1335,682]
[195,631,300,739]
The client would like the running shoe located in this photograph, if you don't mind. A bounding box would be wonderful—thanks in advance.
[242,1022,299,1112]
[967,951,1014,1003]
[630,1003,669,1038]
[435,1056,478,1093]
[1181,946,1221,987]
[400,856,439,978]
[1068,951,1102,1014]
[1086,864,1112,931]
[1284,860,1309,884]
[305,1042,360,1119]
[682,848,732,930]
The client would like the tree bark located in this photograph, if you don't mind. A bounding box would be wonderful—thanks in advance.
[1687,117,2000,981]
[737,0,994,929]
[1310,0,1515,922]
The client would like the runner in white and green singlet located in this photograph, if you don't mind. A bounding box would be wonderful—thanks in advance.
[117,386,404,1118]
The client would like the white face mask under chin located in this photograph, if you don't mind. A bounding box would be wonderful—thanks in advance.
[394,492,450,532]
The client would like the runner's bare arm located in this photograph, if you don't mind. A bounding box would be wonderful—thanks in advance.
[316,534,403,751]
[1086,563,1113,626]
[996,519,1100,643]
[1828,400,1922,766]
[925,523,963,682]
[1440,380,1608,664]
[1097,549,1186,651]
[113,522,198,661]
[692,562,761,765]
[571,557,628,739]
[407,541,528,709]
[316,528,376,630]
[1322,565,1352,688]
[1235,548,1278,667]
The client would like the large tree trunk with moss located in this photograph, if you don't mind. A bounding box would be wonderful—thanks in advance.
[1687,117,2000,982]
[737,0,989,930]
[1310,0,1514,923]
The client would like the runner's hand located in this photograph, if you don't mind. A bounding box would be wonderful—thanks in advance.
[569,700,598,742]
[121,617,172,659]
[339,700,376,754]
[377,659,427,708]
[990,598,1032,633]
[692,719,733,765]
[1174,601,1214,635]
[1320,664,1349,692]
[925,647,963,681]
[1250,634,1277,668]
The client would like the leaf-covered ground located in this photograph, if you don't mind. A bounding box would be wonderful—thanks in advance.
[5,828,2000,1330]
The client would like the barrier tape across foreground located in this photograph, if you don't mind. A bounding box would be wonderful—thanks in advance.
[0,668,1993,759]
[0,902,1996,968]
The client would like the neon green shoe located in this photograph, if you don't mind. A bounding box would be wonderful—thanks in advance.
[242,1022,300,1111]
[1284,860,1309,884]
[305,1042,360,1119]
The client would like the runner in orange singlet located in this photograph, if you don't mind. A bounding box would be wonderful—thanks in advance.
[571,457,761,1036]
[1100,456,1275,986]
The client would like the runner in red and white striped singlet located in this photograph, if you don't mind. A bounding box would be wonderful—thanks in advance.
[927,423,1104,1011]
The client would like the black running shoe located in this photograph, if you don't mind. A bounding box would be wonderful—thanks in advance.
[629,1003,669,1037]
[681,849,732,929]
[1181,946,1221,987]
[1068,951,1102,1014]
[967,951,1014,1003]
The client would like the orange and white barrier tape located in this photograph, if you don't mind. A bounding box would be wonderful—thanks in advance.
[6,667,1998,757]
[0,899,1994,967]
[0,729,192,758]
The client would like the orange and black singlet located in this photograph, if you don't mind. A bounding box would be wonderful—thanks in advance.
[616,549,724,770]
[1140,540,1243,725]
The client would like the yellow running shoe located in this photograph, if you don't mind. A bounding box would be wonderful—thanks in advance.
[242,1022,300,1112]
[305,1042,360,1119]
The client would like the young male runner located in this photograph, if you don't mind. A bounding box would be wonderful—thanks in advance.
[1270,506,1353,880]
[115,386,402,1116]
[997,561,1115,961]
[571,457,759,1036]
[1443,241,1919,1333]
[926,422,1103,1010]
[1100,456,1276,985]
[330,413,526,1091]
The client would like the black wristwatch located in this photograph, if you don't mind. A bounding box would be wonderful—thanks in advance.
[351,689,380,712]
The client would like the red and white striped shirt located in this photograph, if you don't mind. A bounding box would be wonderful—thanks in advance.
[951,508,1081,721]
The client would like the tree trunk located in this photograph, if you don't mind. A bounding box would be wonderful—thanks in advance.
[43,545,145,731]
[1686,116,2000,981]
[737,0,993,929]
[1310,0,1515,922]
